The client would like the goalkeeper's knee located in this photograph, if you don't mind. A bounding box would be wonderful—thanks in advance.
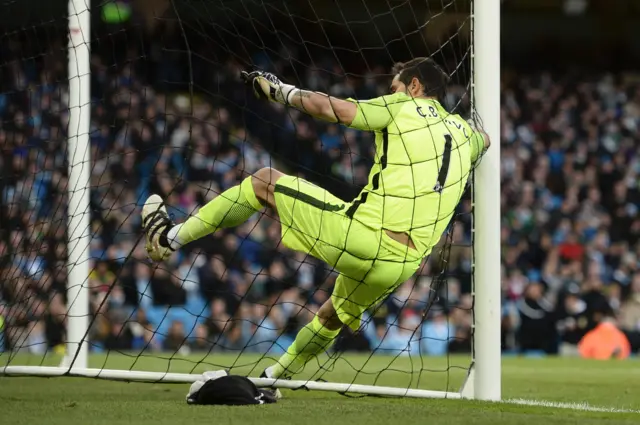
[316,300,344,331]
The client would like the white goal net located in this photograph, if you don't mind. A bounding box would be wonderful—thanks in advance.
[0,0,500,400]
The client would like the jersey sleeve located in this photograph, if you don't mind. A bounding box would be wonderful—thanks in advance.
[469,130,488,167]
[346,92,408,131]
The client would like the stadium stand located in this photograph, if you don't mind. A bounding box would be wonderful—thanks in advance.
[0,25,638,357]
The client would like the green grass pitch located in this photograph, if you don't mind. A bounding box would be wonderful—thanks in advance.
[1,353,639,425]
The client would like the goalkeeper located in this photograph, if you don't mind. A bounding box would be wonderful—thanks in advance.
[141,57,490,385]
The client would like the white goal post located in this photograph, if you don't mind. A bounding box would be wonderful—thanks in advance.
[61,0,91,373]
[0,0,501,401]
[471,0,502,402]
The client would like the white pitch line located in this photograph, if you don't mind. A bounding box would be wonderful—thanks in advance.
[504,398,640,414]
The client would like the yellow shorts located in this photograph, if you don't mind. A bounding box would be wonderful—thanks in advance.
[273,175,423,330]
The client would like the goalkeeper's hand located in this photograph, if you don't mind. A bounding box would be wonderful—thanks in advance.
[241,70,297,105]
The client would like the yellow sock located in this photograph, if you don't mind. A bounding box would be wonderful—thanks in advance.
[271,316,341,378]
[171,177,262,246]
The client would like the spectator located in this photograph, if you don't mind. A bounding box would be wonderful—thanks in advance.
[422,310,455,356]
[619,274,640,332]
[375,314,421,356]
[517,282,556,353]
[164,320,186,352]
[556,285,589,356]
[204,298,230,341]
[190,323,215,352]
[618,273,640,352]
[578,315,631,360]
[103,310,134,351]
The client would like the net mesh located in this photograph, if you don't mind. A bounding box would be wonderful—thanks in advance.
[0,0,476,395]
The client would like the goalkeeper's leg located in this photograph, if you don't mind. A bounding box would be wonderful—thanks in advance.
[266,255,420,381]
[265,298,343,380]
[141,167,282,261]
[261,174,423,381]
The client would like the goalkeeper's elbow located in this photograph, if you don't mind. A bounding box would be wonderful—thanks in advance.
[326,98,357,125]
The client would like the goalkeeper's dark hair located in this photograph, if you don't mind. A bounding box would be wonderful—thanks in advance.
[392,57,450,101]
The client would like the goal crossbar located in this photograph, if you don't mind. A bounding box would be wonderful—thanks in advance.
[0,365,466,400]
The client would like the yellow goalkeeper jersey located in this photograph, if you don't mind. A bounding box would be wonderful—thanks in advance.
[346,92,485,258]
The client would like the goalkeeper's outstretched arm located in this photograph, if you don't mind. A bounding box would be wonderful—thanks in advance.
[242,70,357,125]
[287,90,357,125]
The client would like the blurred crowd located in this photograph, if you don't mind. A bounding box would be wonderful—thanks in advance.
[0,24,638,361]
[500,71,640,356]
